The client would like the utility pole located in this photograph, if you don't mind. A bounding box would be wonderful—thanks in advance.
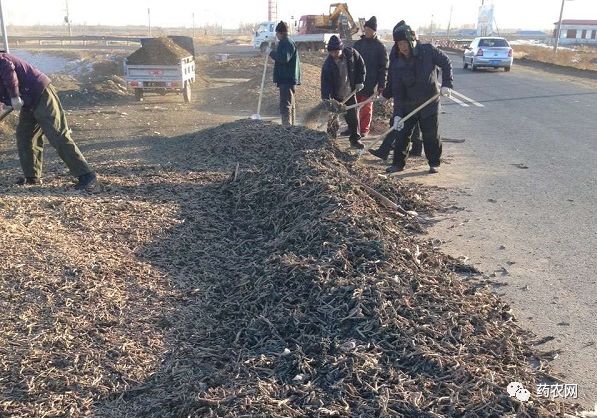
[192,12,195,38]
[148,8,151,37]
[0,0,9,53]
[65,0,72,37]
[447,5,453,41]
[553,0,566,53]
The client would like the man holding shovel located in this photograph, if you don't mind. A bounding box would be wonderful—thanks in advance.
[373,21,453,174]
[353,16,388,138]
[269,21,301,126]
[321,35,366,149]
[0,52,96,189]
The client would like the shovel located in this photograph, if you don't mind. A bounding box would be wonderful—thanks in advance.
[251,49,270,120]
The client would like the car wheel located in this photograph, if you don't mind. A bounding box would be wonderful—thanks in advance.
[472,65,478,71]
[504,66,511,72]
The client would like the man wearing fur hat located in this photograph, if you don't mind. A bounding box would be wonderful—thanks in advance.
[269,21,301,126]
[373,20,453,174]
[321,35,366,149]
[353,16,388,138]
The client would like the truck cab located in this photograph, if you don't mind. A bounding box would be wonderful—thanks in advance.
[253,21,277,52]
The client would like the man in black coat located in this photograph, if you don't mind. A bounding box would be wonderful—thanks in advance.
[321,35,366,149]
[375,21,453,174]
[353,16,388,137]
[269,21,301,126]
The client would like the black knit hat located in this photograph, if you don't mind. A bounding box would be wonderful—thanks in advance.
[275,21,288,33]
[364,16,377,31]
[327,35,343,51]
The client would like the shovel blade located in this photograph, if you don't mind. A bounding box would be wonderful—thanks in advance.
[250,114,261,120]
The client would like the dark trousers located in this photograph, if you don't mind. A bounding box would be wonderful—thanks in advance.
[377,119,422,156]
[16,85,92,178]
[279,83,296,126]
[410,123,423,154]
[392,112,441,168]
[344,95,359,141]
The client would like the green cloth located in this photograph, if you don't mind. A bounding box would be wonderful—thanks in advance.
[16,84,92,178]
[269,36,301,86]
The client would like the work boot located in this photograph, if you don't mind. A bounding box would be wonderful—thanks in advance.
[350,139,365,149]
[385,165,404,174]
[75,172,97,190]
[429,166,440,174]
[15,177,42,185]
[368,148,389,161]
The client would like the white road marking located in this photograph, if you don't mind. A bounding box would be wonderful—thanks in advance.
[452,90,485,107]
[448,95,470,107]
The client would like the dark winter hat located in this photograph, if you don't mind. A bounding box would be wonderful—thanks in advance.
[364,16,377,31]
[275,21,288,33]
[393,20,416,49]
[327,35,343,51]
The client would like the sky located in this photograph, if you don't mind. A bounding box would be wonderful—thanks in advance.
[2,0,596,31]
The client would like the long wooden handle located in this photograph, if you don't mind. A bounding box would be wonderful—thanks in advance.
[364,94,440,151]
[256,52,269,116]
[0,106,14,123]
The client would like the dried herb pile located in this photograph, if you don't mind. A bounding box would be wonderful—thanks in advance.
[0,120,581,417]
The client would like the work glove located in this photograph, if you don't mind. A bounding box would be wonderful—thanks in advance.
[392,116,404,131]
[11,97,24,111]
[355,83,364,92]
[441,87,452,98]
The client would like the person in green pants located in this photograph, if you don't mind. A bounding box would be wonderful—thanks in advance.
[0,52,97,190]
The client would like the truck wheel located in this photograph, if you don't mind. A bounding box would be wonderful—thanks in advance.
[504,66,511,72]
[260,43,269,53]
[134,88,144,101]
[183,82,192,103]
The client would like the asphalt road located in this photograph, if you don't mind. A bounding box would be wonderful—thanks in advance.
[409,53,597,407]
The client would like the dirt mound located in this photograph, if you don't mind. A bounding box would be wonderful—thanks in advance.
[127,37,192,65]
[201,56,322,118]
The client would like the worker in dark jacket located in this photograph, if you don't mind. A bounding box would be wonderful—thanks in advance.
[373,21,453,174]
[0,53,96,189]
[353,16,388,137]
[321,35,366,149]
[269,21,301,126]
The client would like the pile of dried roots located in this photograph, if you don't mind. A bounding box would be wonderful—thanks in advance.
[0,120,582,417]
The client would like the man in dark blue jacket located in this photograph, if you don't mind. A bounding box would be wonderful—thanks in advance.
[353,16,388,137]
[0,52,96,188]
[375,21,453,174]
[269,21,301,126]
[321,35,366,149]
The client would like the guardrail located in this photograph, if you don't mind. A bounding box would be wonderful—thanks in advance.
[4,35,143,48]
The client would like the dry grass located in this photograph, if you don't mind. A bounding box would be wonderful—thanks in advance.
[513,44,597,71]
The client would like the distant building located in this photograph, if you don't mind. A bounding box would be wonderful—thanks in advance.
[553,19,597,45]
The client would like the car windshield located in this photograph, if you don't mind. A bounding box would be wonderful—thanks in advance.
[257,23,270,33]
[478,38,509,47]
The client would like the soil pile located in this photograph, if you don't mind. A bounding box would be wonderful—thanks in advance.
[127,37,192,65]
[200,55,322,118]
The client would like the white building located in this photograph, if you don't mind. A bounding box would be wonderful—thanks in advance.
[553,19,597,45]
